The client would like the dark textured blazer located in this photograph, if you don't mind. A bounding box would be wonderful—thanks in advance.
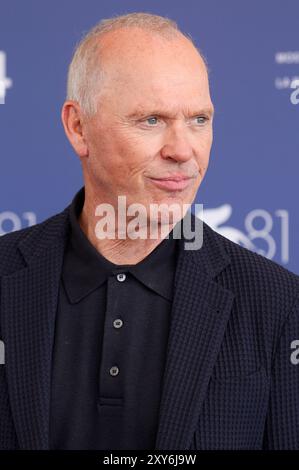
[0,200,299,450]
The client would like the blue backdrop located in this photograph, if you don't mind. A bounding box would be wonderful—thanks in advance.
[0,0,298,274]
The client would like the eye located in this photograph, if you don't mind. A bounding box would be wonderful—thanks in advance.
[193,116,209,125]
[145,116,159,125]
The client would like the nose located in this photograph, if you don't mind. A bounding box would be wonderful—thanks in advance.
[160,125,194,163]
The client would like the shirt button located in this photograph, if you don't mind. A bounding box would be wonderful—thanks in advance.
[116,273,126,282]
[109,366,119,377]
[113,319,123,329]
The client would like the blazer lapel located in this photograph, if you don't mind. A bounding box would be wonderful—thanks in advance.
[155,214,235,450]
[1,207,70,449]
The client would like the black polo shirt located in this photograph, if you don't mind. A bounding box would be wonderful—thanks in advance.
[49,186,179,449]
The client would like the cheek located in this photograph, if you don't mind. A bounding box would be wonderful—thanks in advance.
[116,138,153,177]
[106,143,150,189]
[90,123,169,180]
[197,133,212,164]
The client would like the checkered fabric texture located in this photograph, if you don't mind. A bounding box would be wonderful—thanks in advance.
[0,203,299,450]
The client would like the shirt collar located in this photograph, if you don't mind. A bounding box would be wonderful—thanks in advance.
[62,186,179,304]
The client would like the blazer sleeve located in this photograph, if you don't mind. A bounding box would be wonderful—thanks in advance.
[263,291,299,449]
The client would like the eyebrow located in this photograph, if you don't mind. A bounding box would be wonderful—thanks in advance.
[127,106,215,120]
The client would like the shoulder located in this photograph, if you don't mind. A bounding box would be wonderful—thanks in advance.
[0,205,70,276]
[204,220,299,284]
[203,221,299,320]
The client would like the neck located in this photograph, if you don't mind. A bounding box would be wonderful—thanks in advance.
[78,198,175,266]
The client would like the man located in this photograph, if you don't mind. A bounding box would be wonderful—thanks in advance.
[0,12,299,450]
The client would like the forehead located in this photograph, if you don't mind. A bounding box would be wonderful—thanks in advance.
[96,30,211,112]
[116,72,211,116]
[98,29,207,82]
[100,74,212,120]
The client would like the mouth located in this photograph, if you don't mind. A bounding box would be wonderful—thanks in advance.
[147,175,194,192]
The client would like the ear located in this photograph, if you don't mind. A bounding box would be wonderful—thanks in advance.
[61,100,89,158]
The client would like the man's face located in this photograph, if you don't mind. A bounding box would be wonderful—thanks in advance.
[81,28,214,226]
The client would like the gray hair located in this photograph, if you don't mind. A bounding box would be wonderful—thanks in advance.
[66,12,209,116]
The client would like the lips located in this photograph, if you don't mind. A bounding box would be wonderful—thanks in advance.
[148,175,193,191]
[151,174,192,182]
